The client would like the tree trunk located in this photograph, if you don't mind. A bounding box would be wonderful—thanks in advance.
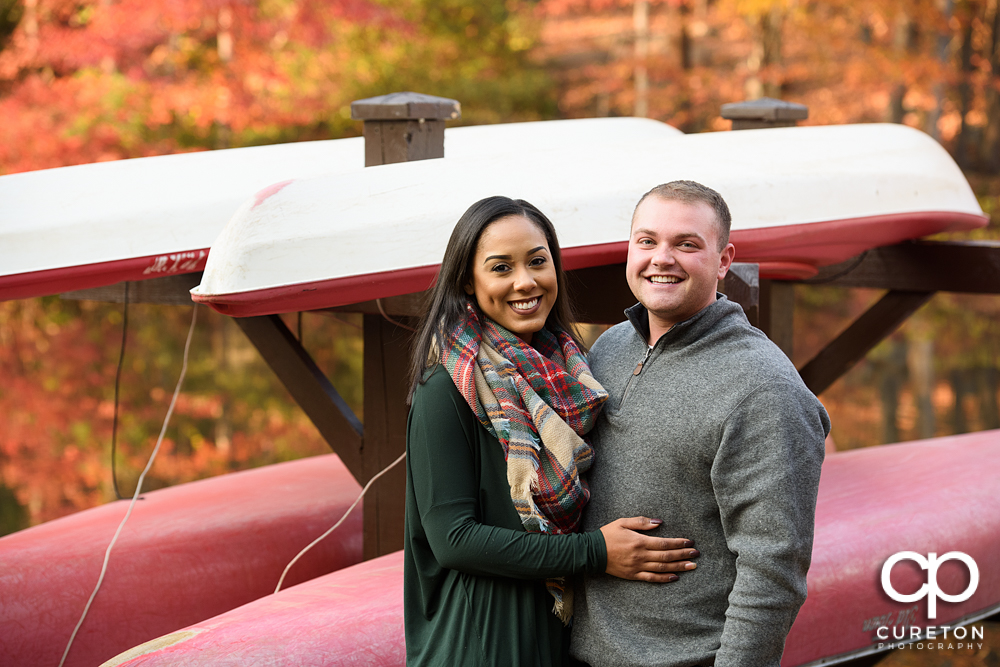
[634,0,649,118]
[928,0,955,140]
[23,0,37,59]
[887,13,917,124]
[977,366,1000,429]
[983,0,1000,171]
[956,7,975,168]
[879,340,907,444]
[679,0,692,71]
[745,4,783,99]
[212,313,232,458]
[880,369,902,444]
[951,368,970,434]
[908,338,936,438]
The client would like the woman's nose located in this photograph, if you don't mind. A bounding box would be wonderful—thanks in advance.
[512,266,537,291]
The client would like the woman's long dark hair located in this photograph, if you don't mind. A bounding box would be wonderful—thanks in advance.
[407,196,583,401]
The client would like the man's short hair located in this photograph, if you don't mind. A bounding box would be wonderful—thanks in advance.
[632,180,732,250]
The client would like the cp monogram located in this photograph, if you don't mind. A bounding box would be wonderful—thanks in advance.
[881,551,980,619]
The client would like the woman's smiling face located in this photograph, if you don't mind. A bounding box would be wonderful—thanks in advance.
[464,215,557,344]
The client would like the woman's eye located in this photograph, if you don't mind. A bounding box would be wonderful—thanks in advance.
[490,263,511,273]
[529,256,548,267]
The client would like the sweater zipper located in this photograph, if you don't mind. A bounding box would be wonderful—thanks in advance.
[621,346,654,407]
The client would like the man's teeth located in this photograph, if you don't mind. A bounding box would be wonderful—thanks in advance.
[510,298,539,311]
[649,276,681,284]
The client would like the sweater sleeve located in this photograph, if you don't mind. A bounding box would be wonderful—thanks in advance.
[408,369,607,580]
[711,378,829,667]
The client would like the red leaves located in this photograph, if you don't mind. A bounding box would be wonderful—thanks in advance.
[0,0,406,174]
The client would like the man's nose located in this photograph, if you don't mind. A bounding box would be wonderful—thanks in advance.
[650,246,676,266]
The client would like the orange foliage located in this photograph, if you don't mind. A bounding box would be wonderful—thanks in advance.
[0,0,402,173]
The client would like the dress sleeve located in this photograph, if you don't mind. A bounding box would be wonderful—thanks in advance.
[408,369,607,579]
[712,378,830,667]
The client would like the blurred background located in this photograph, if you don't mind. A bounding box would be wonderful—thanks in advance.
[2,1,999,662]
[1,0,999,575]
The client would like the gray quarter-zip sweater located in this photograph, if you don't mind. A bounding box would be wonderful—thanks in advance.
[571,296,830,667]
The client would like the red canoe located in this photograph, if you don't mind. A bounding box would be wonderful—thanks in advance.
[102,551,405,667]
[783,430,1000,665]
[100,430,1000,666]
[0,453,363,667]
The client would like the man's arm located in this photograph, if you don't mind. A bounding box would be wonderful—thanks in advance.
[712,378,830,667]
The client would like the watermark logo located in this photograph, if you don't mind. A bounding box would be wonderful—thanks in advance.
[881,551,979,619]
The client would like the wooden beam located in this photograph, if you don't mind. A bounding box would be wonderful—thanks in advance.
[60,273,203,305]
[325,292,427,318]
[361,315,414,560]
[720,263,759,328]
[798,290,934,396]
[801,240,1000,293]
[234,315,365,480]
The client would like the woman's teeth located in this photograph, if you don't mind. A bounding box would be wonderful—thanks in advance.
[510,298,539,311]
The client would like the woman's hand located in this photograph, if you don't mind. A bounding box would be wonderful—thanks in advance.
[599,517,698,582]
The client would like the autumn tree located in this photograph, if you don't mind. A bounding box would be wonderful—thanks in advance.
[0,0,554,174]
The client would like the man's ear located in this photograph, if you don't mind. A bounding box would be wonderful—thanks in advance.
[717,243,736,280]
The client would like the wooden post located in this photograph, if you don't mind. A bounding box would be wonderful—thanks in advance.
[759,279,794,357]
[722,97,808,358]
[351,92,461,167]
[352,92,461,559]
[720,97,808,130]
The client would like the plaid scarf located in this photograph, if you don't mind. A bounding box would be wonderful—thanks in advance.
[437,300,608,621]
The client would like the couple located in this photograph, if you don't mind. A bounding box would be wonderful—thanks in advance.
[403,181,830,667]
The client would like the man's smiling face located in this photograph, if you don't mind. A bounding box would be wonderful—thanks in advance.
[626,196,735,341]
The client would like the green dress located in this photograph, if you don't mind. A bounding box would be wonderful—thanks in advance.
[404,366,608,666]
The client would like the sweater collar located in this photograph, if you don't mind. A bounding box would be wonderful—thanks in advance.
[624,293,741,348]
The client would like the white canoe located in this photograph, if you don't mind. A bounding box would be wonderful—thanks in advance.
[0,118,680,301]
[190,123,987,317]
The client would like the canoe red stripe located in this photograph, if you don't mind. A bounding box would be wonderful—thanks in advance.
[191,210,988,317]
[0,249,210,302]
[2,210,986,308]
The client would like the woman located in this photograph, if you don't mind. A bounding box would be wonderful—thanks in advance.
[404,196,696,666]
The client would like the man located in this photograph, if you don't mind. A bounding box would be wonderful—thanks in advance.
[571,181,830,667]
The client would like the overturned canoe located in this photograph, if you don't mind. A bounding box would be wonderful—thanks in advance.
[191,122,987,317]
[99,430,1000,666]
[100,551,405,667]
[0,453,362,667]
[0,118,680,302]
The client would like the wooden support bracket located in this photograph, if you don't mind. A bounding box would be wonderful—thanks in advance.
[798,291,934,396]
[720,263,759,328]
[801,240,1000,293]
[234,314,365,480]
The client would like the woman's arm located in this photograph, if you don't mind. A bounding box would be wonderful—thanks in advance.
[409,370,696,581]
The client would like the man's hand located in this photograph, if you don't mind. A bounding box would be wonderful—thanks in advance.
[600,517,699,582]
